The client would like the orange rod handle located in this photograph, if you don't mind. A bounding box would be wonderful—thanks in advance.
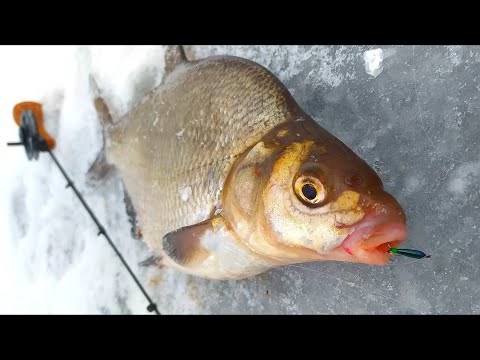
[13,102,56,149]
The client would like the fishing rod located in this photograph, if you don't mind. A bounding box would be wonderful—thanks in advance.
[7,102,160,315]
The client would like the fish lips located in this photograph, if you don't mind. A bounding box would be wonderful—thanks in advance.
[339,214,408,265]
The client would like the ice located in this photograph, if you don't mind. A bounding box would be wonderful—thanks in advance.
[1,45,480,314]
[447,161,480,195]
[363,48,384,78]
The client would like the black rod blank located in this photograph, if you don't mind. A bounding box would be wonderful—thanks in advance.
[47,149,160,315]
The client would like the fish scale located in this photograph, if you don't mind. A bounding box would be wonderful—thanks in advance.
[105,56,299,253]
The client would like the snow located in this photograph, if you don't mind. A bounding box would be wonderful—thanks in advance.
[363,49,383,78]
[179,186,192,202]
[1,45,480,314]
[0,46,187,314]
[364,48,384,78]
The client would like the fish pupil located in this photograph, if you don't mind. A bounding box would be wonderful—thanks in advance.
[302,183,317,200]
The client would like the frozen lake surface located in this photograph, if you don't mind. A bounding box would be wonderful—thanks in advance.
[0,45,478,314]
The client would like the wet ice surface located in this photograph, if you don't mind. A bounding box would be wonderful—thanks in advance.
[1,45,479,314]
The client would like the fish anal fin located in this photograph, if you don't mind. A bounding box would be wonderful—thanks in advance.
[123,187,143,240]
[139,255,162,268]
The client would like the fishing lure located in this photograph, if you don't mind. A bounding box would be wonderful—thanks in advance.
[389,247,431,259]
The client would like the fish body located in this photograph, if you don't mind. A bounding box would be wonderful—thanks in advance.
[94,49,407,280]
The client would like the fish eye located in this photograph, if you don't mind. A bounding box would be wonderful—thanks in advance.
[302,183,317,200]
[294,175,326,206]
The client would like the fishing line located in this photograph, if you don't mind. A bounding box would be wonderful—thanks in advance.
[7,103,160,315]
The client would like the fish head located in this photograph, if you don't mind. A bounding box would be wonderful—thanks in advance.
[223,116,407,266]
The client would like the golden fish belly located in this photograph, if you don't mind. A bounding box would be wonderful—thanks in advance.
[104,56,301,255]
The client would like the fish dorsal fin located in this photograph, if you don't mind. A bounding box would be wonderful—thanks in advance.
[162,45,188,83]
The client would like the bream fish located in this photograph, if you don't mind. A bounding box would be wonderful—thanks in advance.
[89,46,407,280]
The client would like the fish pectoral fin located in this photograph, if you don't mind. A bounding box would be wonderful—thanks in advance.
[162,45,189,83]
[162,219,213,267]
[163,216,274,280]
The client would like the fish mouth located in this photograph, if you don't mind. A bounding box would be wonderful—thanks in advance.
[340,214,407,265]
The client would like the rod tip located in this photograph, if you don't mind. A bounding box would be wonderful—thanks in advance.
[147,303,158,313]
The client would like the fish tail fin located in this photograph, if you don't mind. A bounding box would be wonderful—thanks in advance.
[86,75,116,185]
[89,75,119,125]
[86,148,113,184]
